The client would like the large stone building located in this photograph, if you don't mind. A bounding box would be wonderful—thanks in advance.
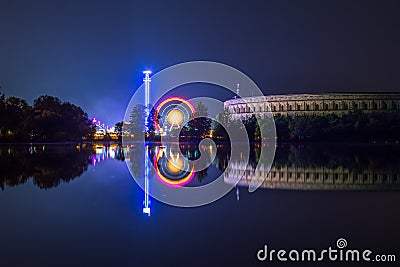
[224,93,400,120]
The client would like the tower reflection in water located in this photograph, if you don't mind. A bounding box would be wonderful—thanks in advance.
[140,145,196,216]
[142,146,151,216]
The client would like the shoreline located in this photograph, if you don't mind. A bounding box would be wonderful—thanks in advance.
[1,140,399,146]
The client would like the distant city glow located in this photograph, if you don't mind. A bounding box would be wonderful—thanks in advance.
[91,117,117,140]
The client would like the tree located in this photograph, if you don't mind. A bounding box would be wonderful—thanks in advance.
[32,95,63,141]
[147,105,161,141]
[213,109,230,140]
[0,92,5,137]
[114,121,123,135]
[59,102,94,141]
[114,121,124,142]
[2,96,31,140]
[127,104,146,140]
[243,115,258,142]
[0,93,94,142]
[181,101,212,140]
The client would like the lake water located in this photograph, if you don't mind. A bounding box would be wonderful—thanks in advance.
[0,143,399,266]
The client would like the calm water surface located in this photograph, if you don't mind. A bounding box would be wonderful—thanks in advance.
[0,143,399,267]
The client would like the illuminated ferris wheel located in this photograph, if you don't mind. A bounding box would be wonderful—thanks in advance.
[154,97,195,134]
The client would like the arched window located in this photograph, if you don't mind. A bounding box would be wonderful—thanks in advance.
[391,101,398,110]
[361,102,367,109]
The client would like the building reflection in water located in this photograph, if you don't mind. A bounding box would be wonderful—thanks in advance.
[224,144,400,191]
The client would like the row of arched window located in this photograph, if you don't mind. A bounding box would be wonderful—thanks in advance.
[228,167,400,184]
[230,100,399,113]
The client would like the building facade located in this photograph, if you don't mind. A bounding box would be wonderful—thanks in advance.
[224,93,400,120]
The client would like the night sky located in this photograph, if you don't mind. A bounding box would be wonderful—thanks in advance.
[1,0,399,125]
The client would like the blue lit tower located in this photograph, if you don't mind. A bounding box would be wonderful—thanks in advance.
[142,70,152,216]
[143,70,151,131]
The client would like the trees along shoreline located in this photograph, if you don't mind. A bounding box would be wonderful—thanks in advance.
[2,92,398,144]
[124,101,400,144]
[0,93,94,143]
[235,111,400,143]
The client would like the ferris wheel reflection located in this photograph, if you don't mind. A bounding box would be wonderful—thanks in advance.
[153,146,195,188]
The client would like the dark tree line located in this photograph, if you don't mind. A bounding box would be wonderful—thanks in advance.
[275,111,400,141]
[0,93,94,142]
[215,110,400,142]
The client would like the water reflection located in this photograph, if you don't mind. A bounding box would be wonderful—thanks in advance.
[225,143,400,190]
[0,143,124,190]
[153,146,195,187]
[92,143,125,166]
[1,143,400,193]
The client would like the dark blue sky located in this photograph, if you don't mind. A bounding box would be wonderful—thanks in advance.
[1,0,399,125]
